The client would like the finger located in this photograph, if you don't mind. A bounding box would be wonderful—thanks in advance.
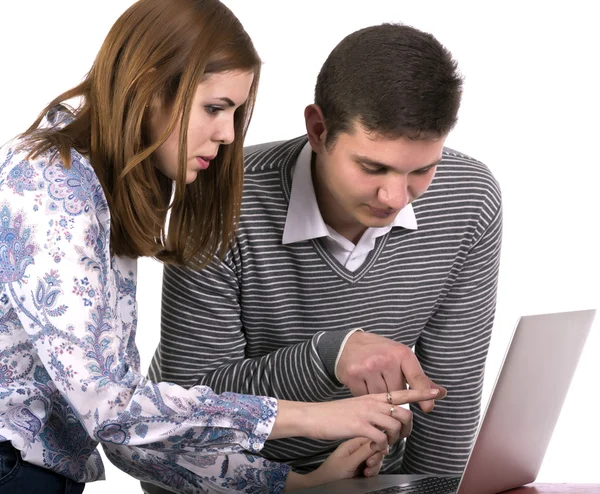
[419,381,448,413]
[361,390,437,449]
[340,436,370,456]
[362,426,389,452]
[348,437,379,468]
[391,406,413,439]
[388,405,412,428]
[387,387,440,405]
[366,373,388,394]
[400,355,436,410]
[349,379,369,397]
[400,375,407,391]
[364,463,383,477]
[374,414,403,446]
[382,368,404,393]
[374,404,410,446]
[430,380,447,399]
[366,451,384,468]
[364,451,384,477]
[416,380,448,413]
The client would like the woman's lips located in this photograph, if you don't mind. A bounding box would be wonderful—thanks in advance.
[196,156,215,170]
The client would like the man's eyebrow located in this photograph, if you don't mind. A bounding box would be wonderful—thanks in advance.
[353,154,441,171]
[352,155,391,168]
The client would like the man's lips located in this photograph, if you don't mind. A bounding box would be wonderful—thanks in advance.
[367,205,397,218]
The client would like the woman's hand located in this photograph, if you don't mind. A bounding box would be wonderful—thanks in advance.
[361,446,385,478]
[284,437,386,491]
[270,388,440,452]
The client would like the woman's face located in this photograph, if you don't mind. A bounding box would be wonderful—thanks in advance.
[150,70,254,184]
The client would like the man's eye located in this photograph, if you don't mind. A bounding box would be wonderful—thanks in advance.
[413,166,434,175]
[361,164,384,174]
[360,163,385,174]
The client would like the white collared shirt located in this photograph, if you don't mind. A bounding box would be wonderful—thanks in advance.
[282,142,418,272]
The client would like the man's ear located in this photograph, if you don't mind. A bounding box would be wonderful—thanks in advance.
[304,104,327,153]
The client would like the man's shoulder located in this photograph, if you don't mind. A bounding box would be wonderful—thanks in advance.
[437,146,501,196]
[243,140,287,156]
[242,136,307,176]
[440,146,493,174]
[412,146,502,220]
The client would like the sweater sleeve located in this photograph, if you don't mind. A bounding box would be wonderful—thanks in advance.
[149,253,347,402]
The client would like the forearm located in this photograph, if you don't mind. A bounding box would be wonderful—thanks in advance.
[284,472,317,492]
[198,336,344,401]
[267,399,315,440]
[156,280,345,401]
[159,257,356,402]
[105,443,292,494]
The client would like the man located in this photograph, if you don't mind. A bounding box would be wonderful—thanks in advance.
[150,23,502,477]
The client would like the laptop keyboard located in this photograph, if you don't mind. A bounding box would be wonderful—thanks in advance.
[367,476,461,494]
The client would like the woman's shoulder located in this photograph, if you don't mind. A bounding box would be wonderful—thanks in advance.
[0,131,108,221]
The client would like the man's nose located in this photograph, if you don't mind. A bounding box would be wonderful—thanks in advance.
[377,175,408,210]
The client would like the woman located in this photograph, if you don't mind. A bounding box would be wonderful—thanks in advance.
[0,0,439,492]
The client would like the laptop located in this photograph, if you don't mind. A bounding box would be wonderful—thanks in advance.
[296,309,596,494]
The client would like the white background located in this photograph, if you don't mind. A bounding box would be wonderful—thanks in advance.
[1,1,599,491]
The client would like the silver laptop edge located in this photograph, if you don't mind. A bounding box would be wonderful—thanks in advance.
[456,309,596,494]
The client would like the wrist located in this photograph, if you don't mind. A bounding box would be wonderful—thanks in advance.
[334,328,364,382]
[284,469,326,491]
[284,471,312,491]
[316,329,358,380]
[269,400,315,441]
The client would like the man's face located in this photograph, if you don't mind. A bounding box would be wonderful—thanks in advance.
[311,120,445,242]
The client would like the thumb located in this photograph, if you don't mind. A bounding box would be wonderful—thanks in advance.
[338,436,370,456]
[429,379,447,399]
[346,439,377,467]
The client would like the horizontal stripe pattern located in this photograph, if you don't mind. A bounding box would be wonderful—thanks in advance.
[148,136,502,475]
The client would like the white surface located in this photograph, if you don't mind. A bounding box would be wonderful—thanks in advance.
[1,1,598,492]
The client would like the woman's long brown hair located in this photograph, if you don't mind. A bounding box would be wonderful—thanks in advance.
[20,0,260,267]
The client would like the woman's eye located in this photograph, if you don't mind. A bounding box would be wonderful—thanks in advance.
[205,105,223,115]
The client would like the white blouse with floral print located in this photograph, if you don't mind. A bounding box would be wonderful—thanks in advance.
[0,110,291,493]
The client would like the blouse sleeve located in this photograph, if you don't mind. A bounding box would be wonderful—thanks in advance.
[103,443,290,493]
[1,145,276,457]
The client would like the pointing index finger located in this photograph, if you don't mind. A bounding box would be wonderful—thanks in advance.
[400,352,437,411]
[389,387,440,405]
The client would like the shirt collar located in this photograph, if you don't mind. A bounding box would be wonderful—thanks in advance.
[282,142,418,245]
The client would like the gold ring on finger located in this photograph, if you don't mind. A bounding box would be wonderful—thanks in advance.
[389,406,395,416]
[386,392,392,404]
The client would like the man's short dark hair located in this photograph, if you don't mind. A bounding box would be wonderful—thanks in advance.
[315,23,463,147]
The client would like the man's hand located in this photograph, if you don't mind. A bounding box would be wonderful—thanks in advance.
[336,331,447,412]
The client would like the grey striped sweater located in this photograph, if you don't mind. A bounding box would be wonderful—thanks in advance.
[148,136,502,475]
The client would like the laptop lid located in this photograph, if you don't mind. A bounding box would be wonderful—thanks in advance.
[457,309,596,494]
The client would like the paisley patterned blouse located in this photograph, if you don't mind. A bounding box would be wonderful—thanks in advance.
[0,110,290,492]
